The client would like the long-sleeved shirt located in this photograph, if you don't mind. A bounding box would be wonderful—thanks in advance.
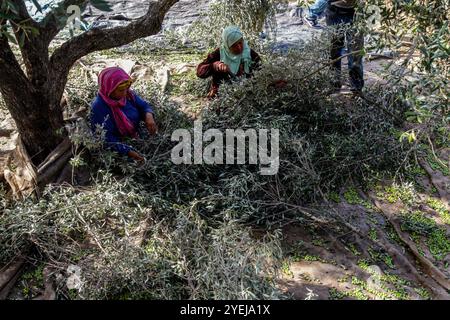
[196,47,261,97]
[90,93,154,156]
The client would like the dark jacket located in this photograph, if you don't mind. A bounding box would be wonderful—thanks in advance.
[329,0,357,9]
[196,47,261,97]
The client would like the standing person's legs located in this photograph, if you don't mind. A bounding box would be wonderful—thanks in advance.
[330,35,345,90]
[326,8,346,91]
[347,28,365,91]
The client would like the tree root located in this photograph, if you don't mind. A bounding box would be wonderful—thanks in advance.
[318,190,450,299]
[0,255,27,299]
[368,194,450,298]
[38,149,73,187]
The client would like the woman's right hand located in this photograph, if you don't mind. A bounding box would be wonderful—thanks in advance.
[128,150,145,163]
[213,61,230,74]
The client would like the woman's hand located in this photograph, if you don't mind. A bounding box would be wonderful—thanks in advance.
[145,113,158,136]
[128,150,145,163]
[207,86,219,99]
[213,61,230,74]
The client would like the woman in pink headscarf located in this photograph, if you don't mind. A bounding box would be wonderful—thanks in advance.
[90,67,158,162]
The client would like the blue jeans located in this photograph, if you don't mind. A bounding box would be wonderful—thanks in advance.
[326,6,364,91]
[307,0,328,20]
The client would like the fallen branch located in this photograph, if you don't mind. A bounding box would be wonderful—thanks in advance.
[37,137,72,175]
[0,255,27,299]
[38,149,73,187]
[419,158,450,206]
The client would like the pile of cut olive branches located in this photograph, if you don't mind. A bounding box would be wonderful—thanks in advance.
[0,31,415,300]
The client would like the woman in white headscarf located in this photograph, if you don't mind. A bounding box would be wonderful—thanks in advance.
[196,26,262,99]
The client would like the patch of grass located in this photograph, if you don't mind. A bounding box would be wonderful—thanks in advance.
[351,276,366,287]
[301,254,321,262]
[329,287,347,300]
[281,260,294,278]
[357,262,413,300]
[381,272,411,287]
[348,288,369,300]
[327,191,341,203]
[382,183,416,205]
[378,272,411,300]
[404,165,427,192]
[427,152,449,176]
[409,165,427,176]
[414,287,431,300]
[344,188,364,205]
[346,244,362,256]
[426,197,450,225]
[291,252,337,266]
[384,286,409,300]
[385,224,403,245]
[435,126,450,149]
[338,275,350,283]
[383,255,395,269]
[19,264,46,299]
[353,273,410,300]
[357,259,371,271]
[401,211,450,261]
[22,264,44,283]
[368,248,395,269]
[369,228,378,241]
[427,229,450,261]
[344,187,374,210]
[68,289,79,300]
[349,277,388,300]
[311,236,328,248]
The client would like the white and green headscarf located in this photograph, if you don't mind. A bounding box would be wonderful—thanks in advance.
[220,26,252,76]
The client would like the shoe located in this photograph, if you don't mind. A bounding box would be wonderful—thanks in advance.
[329,86,342,96]
[305,16,318,28]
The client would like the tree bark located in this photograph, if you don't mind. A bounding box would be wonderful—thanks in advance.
[0,19,63,164]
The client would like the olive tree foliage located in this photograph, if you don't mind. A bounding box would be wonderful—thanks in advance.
[358,0,449,129]
[186,0,283,49]
[294,1,449,125]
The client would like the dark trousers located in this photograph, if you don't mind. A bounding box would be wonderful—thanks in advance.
[326,6,364,91]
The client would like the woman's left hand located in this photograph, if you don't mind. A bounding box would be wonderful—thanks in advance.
[145,113,158,136]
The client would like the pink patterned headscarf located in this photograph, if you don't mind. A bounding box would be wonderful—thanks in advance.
[98,67,137,138]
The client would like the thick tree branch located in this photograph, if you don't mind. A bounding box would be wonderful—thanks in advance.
[9,0,50,86]
[48,0,178,112]
[40,0,90,45]
[0,27,34,99]
[9,0,39,28]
